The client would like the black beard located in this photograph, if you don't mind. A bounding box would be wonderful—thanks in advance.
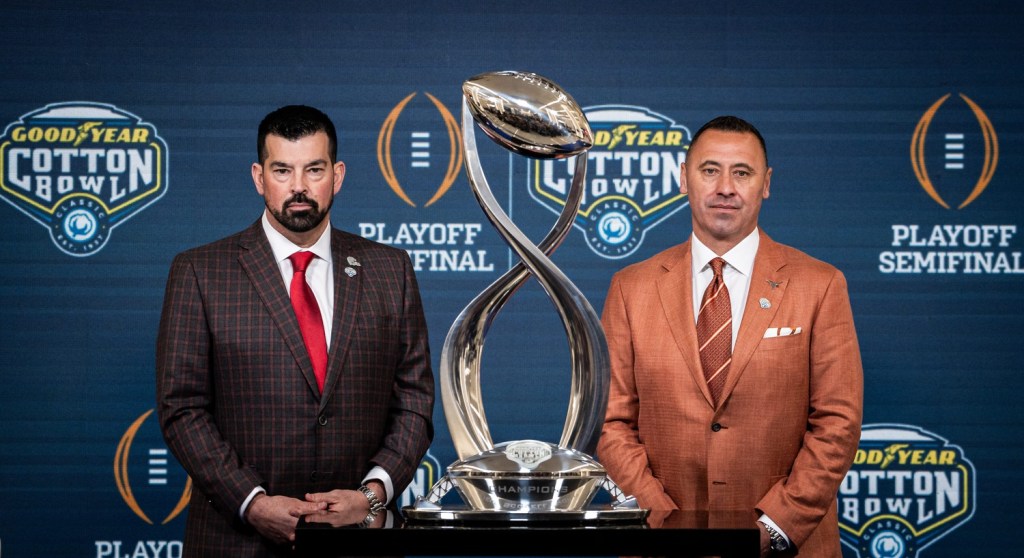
[268,193,332,233]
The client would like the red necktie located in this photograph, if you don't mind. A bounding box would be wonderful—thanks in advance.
[289,251,328,393]
[697,257,732,405]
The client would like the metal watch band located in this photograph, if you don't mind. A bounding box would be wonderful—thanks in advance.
[760,521,788,552]
[358,484,386,514]
[359,512,376,528]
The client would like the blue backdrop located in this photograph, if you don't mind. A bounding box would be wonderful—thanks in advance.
[1,1,1021,556]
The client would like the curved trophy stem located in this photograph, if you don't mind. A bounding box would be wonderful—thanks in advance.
[440,98,609,460]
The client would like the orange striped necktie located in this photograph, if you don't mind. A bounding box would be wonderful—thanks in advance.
[697,257,732,405]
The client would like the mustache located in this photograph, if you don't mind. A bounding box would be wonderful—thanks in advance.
[284,193,319,210]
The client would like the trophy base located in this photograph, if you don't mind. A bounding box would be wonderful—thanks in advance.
[405,441,647,525]
[403,505,649,526]
[447,441,607,512]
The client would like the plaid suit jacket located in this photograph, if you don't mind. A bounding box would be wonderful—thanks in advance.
[156,220,434,556]
[597,231,862,557]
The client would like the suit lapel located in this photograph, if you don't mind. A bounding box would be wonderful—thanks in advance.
[236,221,321,397]
[656,241,716,408]
[320,229,362,407]
[718,231,788,405]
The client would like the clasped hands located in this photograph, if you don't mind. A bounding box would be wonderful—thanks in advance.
[245,481,386,546]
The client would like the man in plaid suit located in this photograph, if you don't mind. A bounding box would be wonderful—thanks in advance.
[157,105,434,556]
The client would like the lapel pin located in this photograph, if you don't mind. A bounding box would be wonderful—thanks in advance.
[759,297,771,309]
[344,267,357,277]
[766,279,782,289]
[347,256,361,267]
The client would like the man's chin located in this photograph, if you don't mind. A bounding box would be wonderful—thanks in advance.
[267,201,331,235]
[283,220,323,234]
[272,212,325,234]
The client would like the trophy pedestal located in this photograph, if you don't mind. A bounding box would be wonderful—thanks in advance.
[404,440,647,525]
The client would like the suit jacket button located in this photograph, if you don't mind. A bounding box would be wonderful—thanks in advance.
[310,471,318,481]
[318,414,328,426]
[711,422,722,432]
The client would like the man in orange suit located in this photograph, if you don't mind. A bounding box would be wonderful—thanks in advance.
[598,116,862,557]
[157,105,434,556]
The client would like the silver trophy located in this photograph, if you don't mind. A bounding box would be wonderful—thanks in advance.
[406,71,643,523]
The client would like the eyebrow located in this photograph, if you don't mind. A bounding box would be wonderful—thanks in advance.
[698,159,757,171]
[268,159,329,169]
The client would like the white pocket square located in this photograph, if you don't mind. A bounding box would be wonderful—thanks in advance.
[763,327,802,338]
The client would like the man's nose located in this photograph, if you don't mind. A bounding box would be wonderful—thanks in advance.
[715,176,737,195]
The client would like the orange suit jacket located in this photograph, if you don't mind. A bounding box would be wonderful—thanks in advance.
[597,231,862,557]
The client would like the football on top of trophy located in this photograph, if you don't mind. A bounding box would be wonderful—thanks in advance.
[462,71,593,159]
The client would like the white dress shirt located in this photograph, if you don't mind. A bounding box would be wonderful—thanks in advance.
[690,228,760,347]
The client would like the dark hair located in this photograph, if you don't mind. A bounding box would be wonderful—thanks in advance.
[688,115,767,165]
[257,105,338,164]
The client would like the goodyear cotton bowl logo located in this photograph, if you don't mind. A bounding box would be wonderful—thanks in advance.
[0,102,168,257]
[911,93,997,210]
[529,105,690,259]
[839,424,976,558]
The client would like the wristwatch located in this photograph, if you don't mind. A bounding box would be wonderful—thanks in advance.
[358,484,386,528]
[759,520,789,553]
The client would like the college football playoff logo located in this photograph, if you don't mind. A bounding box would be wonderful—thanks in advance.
[911,93,997,210]
[114,410,191,525]
[377,92,462,207]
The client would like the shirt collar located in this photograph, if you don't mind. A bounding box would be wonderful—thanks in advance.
[261,211,332,264]
[691,227,760,277]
